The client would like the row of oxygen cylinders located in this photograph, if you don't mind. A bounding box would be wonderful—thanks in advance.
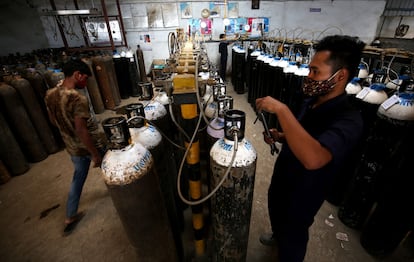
[0,49,152,177]
[243,45,311,129]
[99,76,257,261]
[338,62,414,257]
[0,61,155,177]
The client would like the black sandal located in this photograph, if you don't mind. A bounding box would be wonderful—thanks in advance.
[63,211,85,236]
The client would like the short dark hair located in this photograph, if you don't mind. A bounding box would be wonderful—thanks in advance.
[314,35,365,82]
[62,59,92,77]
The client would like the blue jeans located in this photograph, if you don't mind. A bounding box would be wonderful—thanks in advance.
[66,155,91,218]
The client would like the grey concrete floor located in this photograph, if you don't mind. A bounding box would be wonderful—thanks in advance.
[1,84,413,262]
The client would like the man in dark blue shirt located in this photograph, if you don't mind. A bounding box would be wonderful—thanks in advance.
[256,35,365,262]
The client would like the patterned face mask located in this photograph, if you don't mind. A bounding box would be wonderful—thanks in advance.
[302,71,340,97]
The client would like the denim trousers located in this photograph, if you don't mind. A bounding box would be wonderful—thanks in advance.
[67,155,91,218]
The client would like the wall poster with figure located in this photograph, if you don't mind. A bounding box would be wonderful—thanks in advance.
[209,2,221,18]
[247,17,269,37]
[180,2,192,19]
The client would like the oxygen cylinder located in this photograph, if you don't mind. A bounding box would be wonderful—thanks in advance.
[44,68,64,89]
[154,89,170,111]
[205,96,233,219]
[0,83,47,162]
[113,52,132,99]
[136,45,148,83]
[206,95,233,147]
[125,103,184,261]
[232,46,246,94]
[24,68,49,99]
[270,57,283,101]
[0,110,29,175]
[125,103,151,145]
[143,100,169,136]
[83,58,105,114]
[275,57,290,104]
[357,62,369,79]
[101,116,178,262]
[355,79,389,138]
[139,82,153,101]
[345,77,363,95]
[23,69,64,147]
[205,83,226,119]
[247,49,260,105]
[283,61,300,110]
[264,57,283,128]
[290,63,308,114]
[92,55,121,110]
[360,91,414,257]
[202,84,214,106]
[338,79,390,228]
[260,55,273,99]
[209,109,257,261]
[254,53,267,105]
[125,50,142,97]
[246,45,255,92]
[9,76,59,154]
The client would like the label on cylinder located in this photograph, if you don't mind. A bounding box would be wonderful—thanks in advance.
[144,101,167,120]
[101,143,153,185]
[129,125,162,149]
[210,138,256,167]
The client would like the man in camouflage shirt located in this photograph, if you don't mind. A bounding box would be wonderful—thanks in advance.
[45,59,105,235]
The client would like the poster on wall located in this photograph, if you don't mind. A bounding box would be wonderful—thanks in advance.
[248,17,269,37]
[225,19,235,35]
[84,19,123,46]
[225,18,247,36]
[139,33,153,51]
[121,3,147,29]
[188,18,200,36]
[147,4,163,28]
[209,2,221,18]
[235,17,248,34]
[228,3,239,18]
[180,2,192,19]
[200,18,212,35]
[162,3,179,27]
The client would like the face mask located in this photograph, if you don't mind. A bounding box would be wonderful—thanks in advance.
[302,71,339,97]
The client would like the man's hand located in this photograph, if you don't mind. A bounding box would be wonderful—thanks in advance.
[263,128,284,144]
[256,96,283,114]
[74,116,102,168]
[91,154,102,168]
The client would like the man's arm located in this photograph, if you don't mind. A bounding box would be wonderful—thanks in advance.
[256,96,332,170]
[74,116,102,167]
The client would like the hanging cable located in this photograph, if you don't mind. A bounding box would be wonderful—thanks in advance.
[315,26,343,40]
[176,51,238,206]
[177,122,239,206]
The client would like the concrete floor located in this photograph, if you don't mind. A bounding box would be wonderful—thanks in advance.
[1,84,413,262]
